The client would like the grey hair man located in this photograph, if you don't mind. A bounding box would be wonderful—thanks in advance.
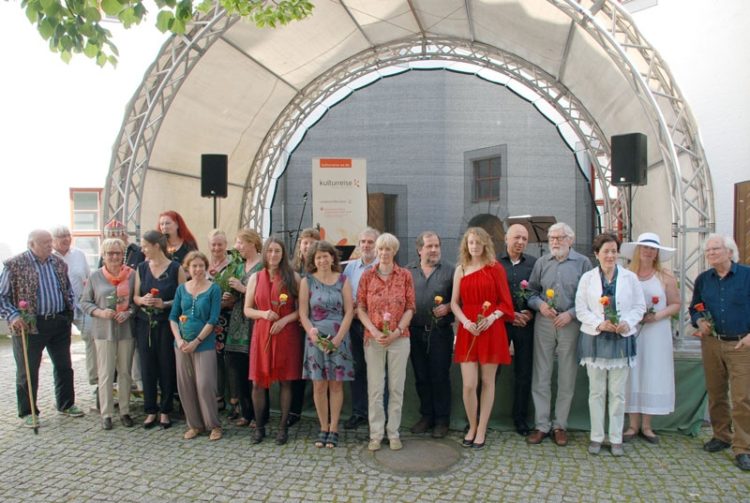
[525,223,592,446]
[0,230,85,426]
[689,234,750,471]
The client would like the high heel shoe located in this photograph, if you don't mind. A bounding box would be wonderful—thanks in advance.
[143,415,158,430]
[462,437,475,448]
[160,414,172,430]
[252,426,266,444]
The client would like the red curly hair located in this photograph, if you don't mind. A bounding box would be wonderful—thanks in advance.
[157,210,198,250]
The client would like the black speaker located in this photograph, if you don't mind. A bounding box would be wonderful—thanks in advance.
[611,133,647,186]
[201,154,228,198]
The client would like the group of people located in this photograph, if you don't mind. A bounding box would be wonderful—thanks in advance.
[0,214,748,471]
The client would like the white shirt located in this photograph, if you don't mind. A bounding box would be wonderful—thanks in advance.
[54,247,90,315]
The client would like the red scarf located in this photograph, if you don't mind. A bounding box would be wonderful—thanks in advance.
[101,265,133,312]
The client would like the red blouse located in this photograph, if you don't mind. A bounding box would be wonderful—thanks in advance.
[357,264,416,339]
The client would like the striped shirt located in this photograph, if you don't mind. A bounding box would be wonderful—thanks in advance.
[31,251,68,315]
[0,251,69,320]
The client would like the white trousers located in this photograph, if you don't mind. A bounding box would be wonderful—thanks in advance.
[586,365,629,444]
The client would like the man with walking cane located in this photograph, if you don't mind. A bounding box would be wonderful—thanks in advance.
[0,229,85,428]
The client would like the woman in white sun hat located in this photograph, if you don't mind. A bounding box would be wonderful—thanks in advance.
[621,232,681,444]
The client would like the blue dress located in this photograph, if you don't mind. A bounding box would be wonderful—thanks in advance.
[302,274,354,381]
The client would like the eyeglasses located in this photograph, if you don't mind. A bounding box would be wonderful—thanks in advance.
[705,247,725,253]
[548,235,567,242]
[105,251,124,256]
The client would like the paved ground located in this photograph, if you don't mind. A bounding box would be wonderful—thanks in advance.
[0,337,747,502]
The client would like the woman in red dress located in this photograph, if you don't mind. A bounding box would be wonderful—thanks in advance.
[451,227,514,449]
[244,236,301,445]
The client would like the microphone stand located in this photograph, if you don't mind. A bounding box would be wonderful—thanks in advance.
[292,194,308,253]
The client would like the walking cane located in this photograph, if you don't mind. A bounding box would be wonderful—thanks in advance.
[20,326,39,434]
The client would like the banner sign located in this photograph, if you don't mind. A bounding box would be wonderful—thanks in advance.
[312,158,367,246]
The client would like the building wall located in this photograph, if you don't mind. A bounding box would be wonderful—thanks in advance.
[270,70,592,265]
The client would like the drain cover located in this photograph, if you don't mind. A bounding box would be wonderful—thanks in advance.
[362,438,464,476]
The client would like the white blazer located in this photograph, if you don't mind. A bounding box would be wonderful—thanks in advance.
[575,265,646,336]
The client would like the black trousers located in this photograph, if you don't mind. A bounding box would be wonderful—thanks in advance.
[348,319,368,418]
[506,322,534,426]
[409,325,453,424]
[13,315,75,417]
[289,331,307,417]
[225,350,269,422]
[135,317,176,414]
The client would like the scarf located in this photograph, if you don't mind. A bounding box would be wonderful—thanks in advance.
[102,265,133,312]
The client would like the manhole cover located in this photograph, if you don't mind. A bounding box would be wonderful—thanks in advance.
[361,437,464,476]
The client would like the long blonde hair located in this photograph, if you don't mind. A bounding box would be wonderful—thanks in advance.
[458,227,495,268]
[628,244,674,285]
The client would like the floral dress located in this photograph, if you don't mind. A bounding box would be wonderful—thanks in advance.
[302,274,354,381]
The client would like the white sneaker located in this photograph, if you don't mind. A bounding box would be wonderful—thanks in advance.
[368,439,382,451]
[389,438,403,450]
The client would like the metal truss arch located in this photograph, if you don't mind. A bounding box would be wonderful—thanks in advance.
[239,36,622,237]
[553,0,714,342]
[103,6,238,237]
[104,1,713,344]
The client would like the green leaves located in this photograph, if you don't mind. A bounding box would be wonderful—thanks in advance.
[18,0,316,67]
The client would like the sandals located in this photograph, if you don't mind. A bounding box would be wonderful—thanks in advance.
[315,430,329,448]
[326,431,339,449]
[622,429,638,442]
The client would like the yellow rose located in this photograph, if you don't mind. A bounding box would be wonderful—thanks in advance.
[279,293,289,303]
[434,295,444,305]
[546,289,555,299]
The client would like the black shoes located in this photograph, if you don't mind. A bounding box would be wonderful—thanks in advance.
[143,416,158,429]
[121,414,134,428]
[286,413,301,428]
[703,438,731,452]
[410,417,433,434]
[432,423,449,439]
[276,426,289,445]
[102,417,113,430]
[514,422,531,437]
[736,453,750,471]
[344,415,367,429]
[252,427,266,444]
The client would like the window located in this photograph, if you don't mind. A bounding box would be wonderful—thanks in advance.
[473,156,501,202]
[74,236,101,269]
[71,191,100,231]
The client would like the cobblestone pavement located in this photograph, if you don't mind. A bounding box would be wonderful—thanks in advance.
[0,338,747,502]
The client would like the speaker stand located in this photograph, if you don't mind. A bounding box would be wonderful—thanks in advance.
[626,185,633,241]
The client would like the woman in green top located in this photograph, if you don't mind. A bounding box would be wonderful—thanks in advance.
[225,229,267,426]
[169,251,223,441]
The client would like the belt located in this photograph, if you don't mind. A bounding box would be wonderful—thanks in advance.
[36,311,69,321]
[714,333,743,342]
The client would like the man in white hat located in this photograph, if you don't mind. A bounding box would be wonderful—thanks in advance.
[689,234,750,472]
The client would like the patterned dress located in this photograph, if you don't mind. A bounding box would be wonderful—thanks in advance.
[302,274,354,381]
